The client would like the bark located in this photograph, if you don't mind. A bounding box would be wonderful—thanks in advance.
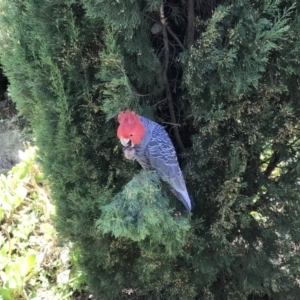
[159,1,185,152]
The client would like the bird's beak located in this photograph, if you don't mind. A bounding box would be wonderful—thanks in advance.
[120,138,134,147]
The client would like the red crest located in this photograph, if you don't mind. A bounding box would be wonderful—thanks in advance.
[117,110,145,145]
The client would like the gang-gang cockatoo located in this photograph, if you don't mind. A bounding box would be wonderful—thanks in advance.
[117,110,193,212]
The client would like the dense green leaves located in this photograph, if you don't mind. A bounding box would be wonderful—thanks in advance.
[1,0,300,299]
[0,146,83,299]
[98,171,191,255]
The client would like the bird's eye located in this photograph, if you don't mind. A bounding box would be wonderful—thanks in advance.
[130,134,133,137]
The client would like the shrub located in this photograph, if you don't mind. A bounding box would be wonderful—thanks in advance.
[1,0,300,299]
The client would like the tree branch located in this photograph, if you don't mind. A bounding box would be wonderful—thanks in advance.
[159,1,185,152]
[187,0,195,47]
[166,25,186,51]
[142,12,185,51]
[264,149,280,178]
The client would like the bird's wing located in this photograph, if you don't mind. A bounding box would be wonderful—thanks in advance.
[145,130,192,211]
[145,129,186,192]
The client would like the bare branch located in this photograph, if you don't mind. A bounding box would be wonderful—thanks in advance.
[142,12,185,51]
[264,149,280,178]
[152,98,167,107]
[159,1,185,152]
[161,121,181,127]
[166,25,186,51]
[187,0,195,47]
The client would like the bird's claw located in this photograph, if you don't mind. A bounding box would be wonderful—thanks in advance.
[123,147,136,160]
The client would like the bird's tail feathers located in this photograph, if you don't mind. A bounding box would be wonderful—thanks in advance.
[176,189,192,212]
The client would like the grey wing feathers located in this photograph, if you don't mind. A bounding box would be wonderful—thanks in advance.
[145,127,192,211]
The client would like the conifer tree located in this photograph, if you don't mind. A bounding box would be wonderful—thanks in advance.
[1,0,300,299]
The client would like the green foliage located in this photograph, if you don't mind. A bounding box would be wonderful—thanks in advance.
[0,145,84,300]
[0,0,300,299]
[98,33,142,120]
[84,0,163,118]
[181,0,300,298]
[98,171,191,255]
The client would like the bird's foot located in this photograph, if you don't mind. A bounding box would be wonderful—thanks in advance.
[123,147,135,160]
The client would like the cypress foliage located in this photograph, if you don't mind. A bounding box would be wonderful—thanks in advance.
[0,0,300,299]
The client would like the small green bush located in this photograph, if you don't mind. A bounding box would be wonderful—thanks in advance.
[0,145,84,300]
[1,0,300,299]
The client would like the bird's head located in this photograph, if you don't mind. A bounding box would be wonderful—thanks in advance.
[117,110,145,147]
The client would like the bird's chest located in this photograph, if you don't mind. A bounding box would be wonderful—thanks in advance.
[134,145,152,170]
